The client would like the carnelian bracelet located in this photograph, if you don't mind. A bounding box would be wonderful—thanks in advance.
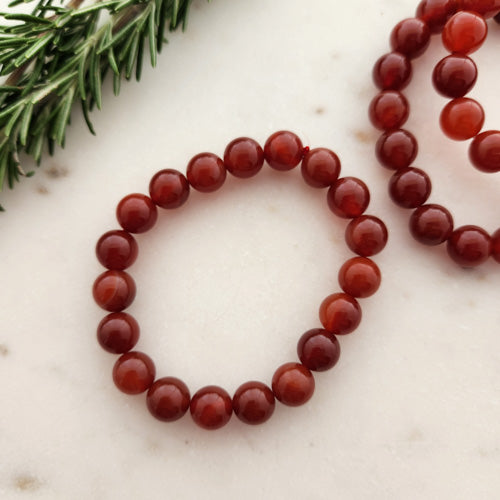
[370,0,500,267]
[92,131,387,430]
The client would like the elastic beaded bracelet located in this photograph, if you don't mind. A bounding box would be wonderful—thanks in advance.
[93,131,387,430]
[370,0,500,267]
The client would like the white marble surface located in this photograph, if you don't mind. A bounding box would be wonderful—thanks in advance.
[0,0,499,498]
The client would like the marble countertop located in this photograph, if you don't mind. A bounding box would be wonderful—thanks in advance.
[0,0,499,498]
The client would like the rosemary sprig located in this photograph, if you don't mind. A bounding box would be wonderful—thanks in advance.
[0,0,196,210]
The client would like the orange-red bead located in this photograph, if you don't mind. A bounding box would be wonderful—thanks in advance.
[446,225,491,266]
[301,148,341,188]
[319,293,362,335]
[190,385,232,430]
[345,215,388,256]
[469,130,500,172]
[232,381,275,425]
[96,230,138,270]
[147,377,190,422]
[272,363,315,407]
[375,129,418,170]
[97,312,139,354]
[93,270,136,312]
[491,228,500,263]
[373,52,412,91]
[187,153,226,193]
[149,169,190,209]
[113,351,156,395]
[459,0,500,17]
[416,0,458,33]
[369,91,410,131]
[433,55,477,98]
[223,137,264,178]
[338,257,381,298]
[327,177,370,219]
[440,97,484,140]
[442,11,487,54]
[264,130,304,171]
[297,329,340,372]
[389,167,432,208]
[409,204,454,245]
[116,194,158,234]
[390,18,431,59]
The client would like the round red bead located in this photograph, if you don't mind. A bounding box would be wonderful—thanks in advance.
[491,228,500,263]
[375,129,418,170]
[96,230,138,270]
[113,351,156,395]
[232,381,275,425]
[272,363,315,407]
[433,55,477,98]
[459,0,500,17]
[327,177,370,219]
[97,312,139,354]
[409,204,454,245]
[116,194,158,234]
[146,377,190,422]
[297,329,341,372]
[369,91,410,131]
[149,169,190,209]
[442,11,487,55]
[223,137,264,178]
[319,293,362,335]
[416,0,458,33]
[389,167,432,209]
[469,130,500,172]
[390,18,431,59]
[373,52,412,91]
[190,386,232,430]
[186,153,226,193]
[345,215,388,256]
[446,225,491,267]
[338,257,381,298]
[301,148,341,188]
[264,130,304,171]
[93,270,136,312]
[440,97,484,141]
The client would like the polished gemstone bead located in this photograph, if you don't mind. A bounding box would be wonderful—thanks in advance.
[301,148,341,188]
[433,55,477,98]
[149,169,190,209]
[190,386,232,430]
[375,129,418,170]
[496,10,500,21]
[147,377,191,422]
[319,292,362,335]
[469,130,500,172]
[116,194,158,234]
[446,225,491,266]
[440,97,484,140]
[232,381,275,425]
[96,230,138,270]
[345,215,388,256]
[93,270,136,312]
[416,0,458,33]
[264,130,304,171]
[113,351,155,395]
[389,167,432,208]
[223,137,264,178]
[272,362,315,407]
[187,153,226,193]
[459,0,500,17]
[491,228,500,263]
[442,11,487,54]
[372,52,412,91]
[327,177,370,219]
[369,91,410,131]
[409,204,454,245]
[338,257,381,298]
[390,18,431,59]
[97,312,139,354]
[297,329,341,372]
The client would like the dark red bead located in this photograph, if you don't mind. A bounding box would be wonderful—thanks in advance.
[327,177,370,219]
[338,257,381,298]
[264,131,304,171]
[113,351,155,395]
[446,225,491,267]
[187,153,226,193]
[440,97,484,141]
[373,52,412,90]
[375,129,418,170]
[93,270,136,312]
[116,194,158,234]
[460,0,500,17]
[369,91,410,131]
[496,10,500,21]
[297,329,340,372]
[345,215,388,256]
[389,167,432,208]
[96,230,138,270]
[491,228,500,263]
[319,293,362,335]
[433,55,477,98]
[469,130,500,173]
[147,377,190,422]
[409,204,454,245]
[97,312,139,354]
[301,148,341,188]
[190,386,232,430]
[223,137,264,178]
[442,11,487,54]
[149,169,190,209]
[416,0,458,33]
[232,381,275,425]
[272,363,315,407]
[390,18,431,59]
